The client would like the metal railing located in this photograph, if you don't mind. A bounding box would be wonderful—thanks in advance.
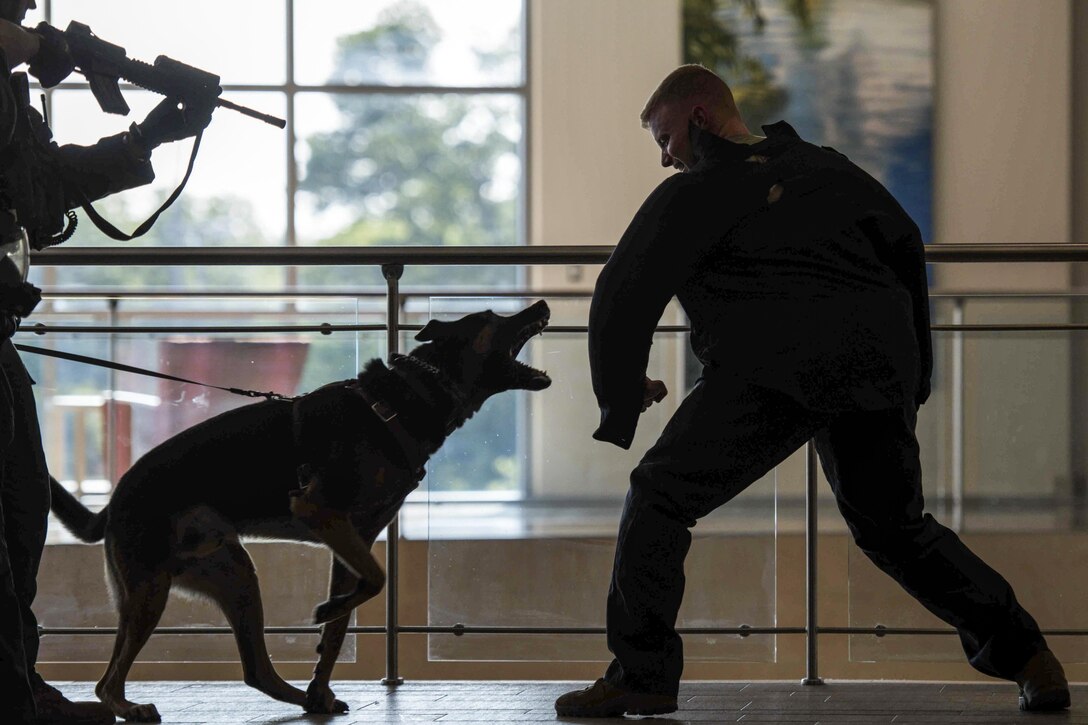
[26,242,1088,685]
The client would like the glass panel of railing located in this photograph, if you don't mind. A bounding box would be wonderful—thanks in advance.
[849,306,1088,666]
[421,296,778,663]
[29,305,386,663]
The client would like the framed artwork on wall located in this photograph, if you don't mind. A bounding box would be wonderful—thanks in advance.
[684,0,934,245]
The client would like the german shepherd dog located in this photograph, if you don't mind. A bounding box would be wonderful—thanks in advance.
[48,301,551,722]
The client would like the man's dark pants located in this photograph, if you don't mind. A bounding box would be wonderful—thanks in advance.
[604,370,1047,697]
[0,339,51,719]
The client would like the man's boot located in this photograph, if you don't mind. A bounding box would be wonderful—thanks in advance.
[1015,649,1071,712]
[30,675,115,724]
[554,678,677,717]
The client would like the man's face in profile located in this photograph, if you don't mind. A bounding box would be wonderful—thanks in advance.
[646,102,697,173]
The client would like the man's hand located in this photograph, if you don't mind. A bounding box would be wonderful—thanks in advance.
[28,22,74,88]
[915,379,931,408]
[0,256,41,340]
[641,376,668,412]
[133,97,215,152]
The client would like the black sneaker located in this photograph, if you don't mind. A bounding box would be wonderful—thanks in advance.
[1015,650,1071,712]
[31,677,116,724]
[554,678,677,718]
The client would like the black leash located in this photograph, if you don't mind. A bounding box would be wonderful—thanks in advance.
[14,342,294,401]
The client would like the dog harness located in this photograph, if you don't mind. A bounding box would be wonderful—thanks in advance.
[351,381,429,480]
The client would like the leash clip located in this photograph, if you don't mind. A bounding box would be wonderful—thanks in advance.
[229,388,293,402]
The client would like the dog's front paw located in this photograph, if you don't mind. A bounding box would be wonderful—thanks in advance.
[304,681,349,714]
[313,595,354,624]
[120,702,162,722]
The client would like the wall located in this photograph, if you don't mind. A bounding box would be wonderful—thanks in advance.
[932,0,1076,506]
[1072,0,1088,510]
[934,0,1072,288]
[527,0,684,497]
[528,0,680,256]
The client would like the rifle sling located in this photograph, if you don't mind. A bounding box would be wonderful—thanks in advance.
[75,129,203,242]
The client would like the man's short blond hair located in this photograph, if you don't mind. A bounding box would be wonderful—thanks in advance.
[639,64,734,128]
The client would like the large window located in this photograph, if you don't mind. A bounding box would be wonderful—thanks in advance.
[31,0,527,289]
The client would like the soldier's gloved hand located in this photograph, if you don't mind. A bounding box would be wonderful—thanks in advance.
[28,22,74,88]
[0,257,41,340]
[0,313,18,341]
[132,97,215,152]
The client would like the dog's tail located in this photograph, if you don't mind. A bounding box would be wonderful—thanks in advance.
[48,476,107,543]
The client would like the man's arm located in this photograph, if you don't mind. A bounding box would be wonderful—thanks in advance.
[0,20,39,68]
[859,210,933,405]
[892,223,933,406]
[0,22,134,200]
[54,131,155,204]
[588,176,706,449]
[55,97,213,206]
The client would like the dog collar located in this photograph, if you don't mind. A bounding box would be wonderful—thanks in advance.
[388,353,471,434]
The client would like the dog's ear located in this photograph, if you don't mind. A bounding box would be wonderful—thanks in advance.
[416,313,490,342]
[415,320,447,341]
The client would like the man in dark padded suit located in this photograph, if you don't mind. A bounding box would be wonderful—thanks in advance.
[555,63,1070,719]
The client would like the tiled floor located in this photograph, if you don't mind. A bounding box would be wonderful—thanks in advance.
[53,680,1088,724]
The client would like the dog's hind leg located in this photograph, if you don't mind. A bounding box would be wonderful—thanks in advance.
[174,542,346,713]
[305,558,357,713]
[96,567,171,722]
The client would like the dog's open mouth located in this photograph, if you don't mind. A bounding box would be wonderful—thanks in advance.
[509,312,551,390]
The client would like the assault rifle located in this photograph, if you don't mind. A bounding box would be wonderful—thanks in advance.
[0,22,287,253]
[62,21,285,129]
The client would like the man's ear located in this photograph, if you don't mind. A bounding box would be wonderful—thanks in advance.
[690,105,710,129]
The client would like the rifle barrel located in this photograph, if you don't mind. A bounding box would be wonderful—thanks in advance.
[217,98,286,129]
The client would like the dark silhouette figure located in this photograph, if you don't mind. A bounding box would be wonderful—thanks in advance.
[555,64,1070,719]
[0,3,211,721]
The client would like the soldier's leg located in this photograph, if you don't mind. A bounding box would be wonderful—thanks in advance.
[0,461,37,722]
[0,341,42,721]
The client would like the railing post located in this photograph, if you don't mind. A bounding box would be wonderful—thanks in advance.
[950,297,966,532]
[382,263,405,686]
[106,298,118,484]
[802,439,824,686]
